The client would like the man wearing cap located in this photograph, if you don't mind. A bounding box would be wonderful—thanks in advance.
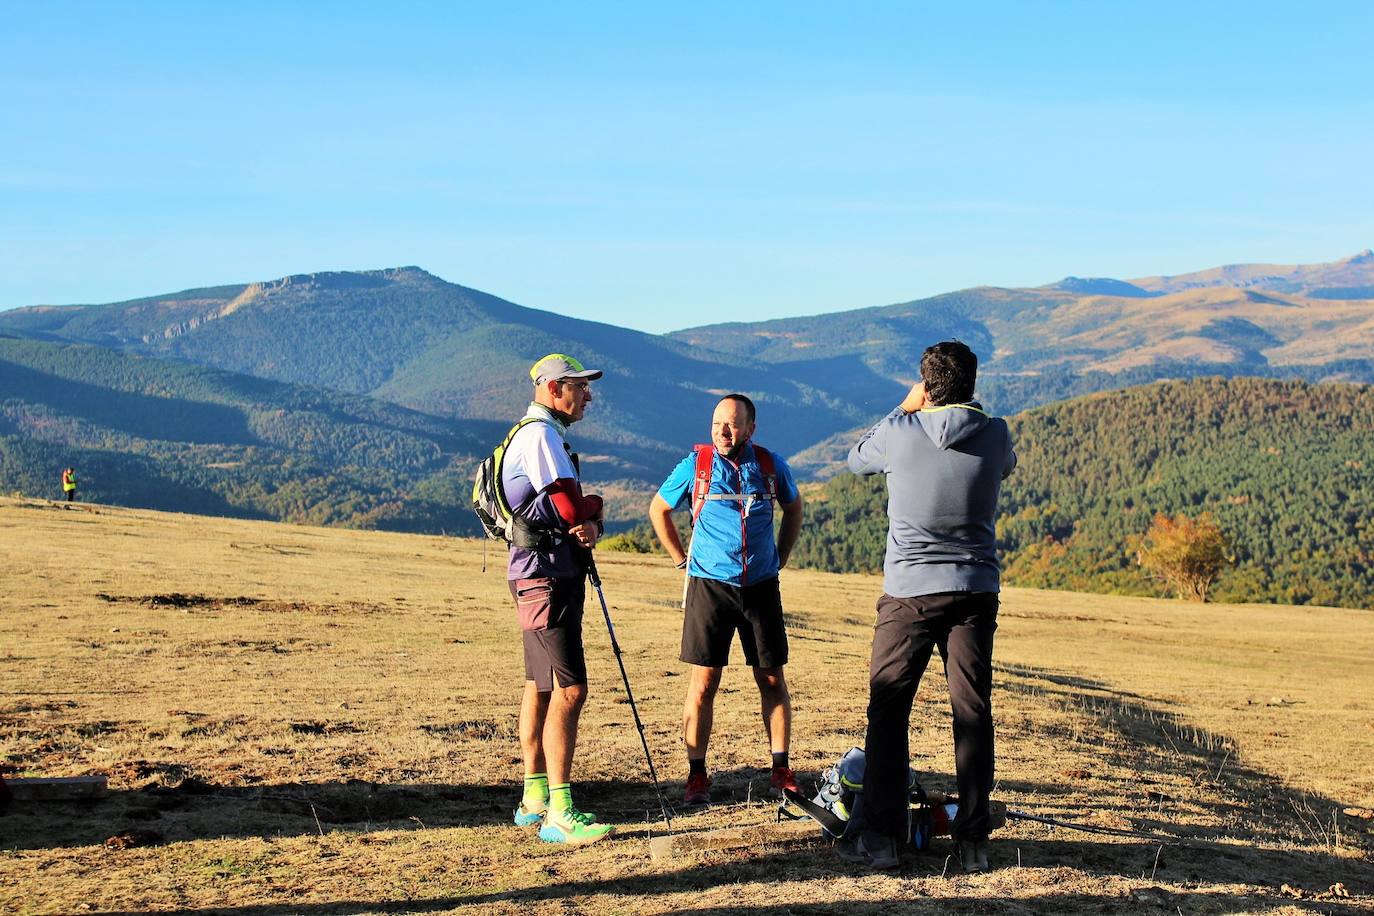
[505,353,611,845]
[648,393,805,807]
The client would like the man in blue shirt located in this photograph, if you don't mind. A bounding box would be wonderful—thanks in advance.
[648,393,805,806]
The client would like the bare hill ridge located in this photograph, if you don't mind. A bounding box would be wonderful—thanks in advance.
[671,250,1374,381]
[1130,248,1374,295]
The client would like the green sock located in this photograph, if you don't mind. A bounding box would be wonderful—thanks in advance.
[549,782,573,814]
[522,773,549,808]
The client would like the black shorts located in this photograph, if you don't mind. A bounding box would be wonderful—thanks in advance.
[511,576,587,691]
[681,575,788,669]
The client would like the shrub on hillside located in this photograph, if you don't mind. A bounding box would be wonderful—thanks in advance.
[1135,512,1230,602]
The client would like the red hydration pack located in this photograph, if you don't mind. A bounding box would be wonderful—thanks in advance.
[689,442,778,525]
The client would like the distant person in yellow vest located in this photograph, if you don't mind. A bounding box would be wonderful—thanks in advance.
[62,468,77,502]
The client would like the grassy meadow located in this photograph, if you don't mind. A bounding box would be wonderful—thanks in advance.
[1,495,1371,914]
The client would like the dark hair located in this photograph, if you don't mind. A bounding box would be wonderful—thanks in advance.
[920,341,977,406]
[718,393,756,424]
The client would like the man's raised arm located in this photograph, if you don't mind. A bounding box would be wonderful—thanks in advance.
[849,381,926,476]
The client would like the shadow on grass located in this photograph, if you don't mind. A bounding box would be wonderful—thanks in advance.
[993,662,1369,852]
[0,765,791,851]
[82,837,1372,916]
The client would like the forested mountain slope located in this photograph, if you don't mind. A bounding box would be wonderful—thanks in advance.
[792,377,1373,609]
[0,269,870,464]
[0,336,503,531]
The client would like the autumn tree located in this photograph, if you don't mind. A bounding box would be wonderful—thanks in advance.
[1135,512,1230,602]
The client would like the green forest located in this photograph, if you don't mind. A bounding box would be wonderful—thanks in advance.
[790,377,1373,609]
[0,337,496,534]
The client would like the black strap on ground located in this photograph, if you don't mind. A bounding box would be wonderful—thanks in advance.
[1007,809,1181,844]
[781,787,847,835]
[775,795,1183,846]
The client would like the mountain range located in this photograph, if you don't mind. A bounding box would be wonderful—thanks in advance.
[1,250,1371,543]
[5,250,1372,482]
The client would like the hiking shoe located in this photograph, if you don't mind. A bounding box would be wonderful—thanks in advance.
[770,765,799,797]
[683,772,711,807]
[836,830,900,870]
[957,839,990,873]
[513,800,546,827]
[538,807,613,845]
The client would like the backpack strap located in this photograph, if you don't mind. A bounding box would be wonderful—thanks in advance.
[752,444,778,502]
[494,417,550,522]
[689,443,715,526]
[689,443,781,526]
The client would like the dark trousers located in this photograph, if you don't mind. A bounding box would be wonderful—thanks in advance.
[863,591,998,842]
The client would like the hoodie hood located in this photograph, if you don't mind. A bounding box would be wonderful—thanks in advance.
[915,402,991,449]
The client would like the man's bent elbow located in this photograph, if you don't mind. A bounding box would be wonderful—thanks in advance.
[846,450,873,475]
[648,493,673,520]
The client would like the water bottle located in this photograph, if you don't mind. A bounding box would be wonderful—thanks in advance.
[909,802,960,850]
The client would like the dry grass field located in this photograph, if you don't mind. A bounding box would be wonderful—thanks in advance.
[2,495,1372,914]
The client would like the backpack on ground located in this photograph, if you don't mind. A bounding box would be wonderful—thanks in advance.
[471,417,563,549]
[806,747,955,850]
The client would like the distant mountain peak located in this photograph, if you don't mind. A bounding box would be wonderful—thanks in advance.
[1046,277,1156,298]
[1129,249,1374,296]
[261,266,441,293]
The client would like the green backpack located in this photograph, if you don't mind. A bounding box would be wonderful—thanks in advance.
[471,417,548,543]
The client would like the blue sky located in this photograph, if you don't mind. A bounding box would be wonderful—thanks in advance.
[3,2,1372,332]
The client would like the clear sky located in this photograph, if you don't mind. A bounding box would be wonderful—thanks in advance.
[3,2,1372,332]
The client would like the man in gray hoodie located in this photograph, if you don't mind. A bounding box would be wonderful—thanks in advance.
[842,341,1017,871]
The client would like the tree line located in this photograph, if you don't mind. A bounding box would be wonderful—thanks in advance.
[789,377,1373,610]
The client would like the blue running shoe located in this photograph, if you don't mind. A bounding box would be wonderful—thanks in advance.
[513,800,546,827]
[538,806,613,845]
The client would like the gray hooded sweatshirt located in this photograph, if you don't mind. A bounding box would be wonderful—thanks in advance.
[848,403,1017,598]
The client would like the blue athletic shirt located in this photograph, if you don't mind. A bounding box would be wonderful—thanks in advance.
[657,442,799,587]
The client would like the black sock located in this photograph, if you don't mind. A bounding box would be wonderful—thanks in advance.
[772,752,789,770]
[688,757,707,777]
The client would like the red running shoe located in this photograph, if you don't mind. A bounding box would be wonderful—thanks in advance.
[684,772,711,806]
[770,765,799,797]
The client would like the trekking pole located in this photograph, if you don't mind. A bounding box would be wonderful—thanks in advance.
[585,554,673,828]
[679,528,694,609]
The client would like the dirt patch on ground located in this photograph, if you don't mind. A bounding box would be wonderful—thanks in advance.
[94,592,386,616]
[418,719,513,741]
[96,592,260,609]
[174,638,330,657]
[289,721,363,737]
